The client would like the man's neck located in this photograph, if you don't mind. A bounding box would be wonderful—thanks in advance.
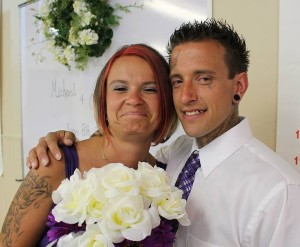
[196,107,241,148]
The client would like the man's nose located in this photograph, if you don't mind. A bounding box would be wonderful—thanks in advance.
[181,80,197,104]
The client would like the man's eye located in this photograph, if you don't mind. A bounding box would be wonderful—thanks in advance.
[171,79,182,88]
[196,76,212,84]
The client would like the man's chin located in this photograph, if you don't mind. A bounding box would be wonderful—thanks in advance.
[180,123,211,138]
[182,128,205,138]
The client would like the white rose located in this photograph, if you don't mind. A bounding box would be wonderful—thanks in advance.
[97,163,140,199]
[52,169,105,225]
[84,168,107,202]
[77,224,115,247]
[68,27,79,47]
[78,29,98,45]
[63,45,76,62]
[81,11,95,27]
[83,168,109,224]
[56,231,83,247]
[138,162,171,200]
[73,0,87,15]
[154,188,191,226]
[101,195,153,242]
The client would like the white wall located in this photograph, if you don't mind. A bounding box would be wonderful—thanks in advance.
[1,0,24,226]
[213,1,279,149]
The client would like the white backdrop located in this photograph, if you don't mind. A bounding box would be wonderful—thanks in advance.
[276,0,300,173]
[19,0,212,175]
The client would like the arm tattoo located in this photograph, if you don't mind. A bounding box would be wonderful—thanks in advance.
[1,171,52,247]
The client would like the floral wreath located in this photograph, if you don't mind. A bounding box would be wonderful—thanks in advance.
[31,0,141,70]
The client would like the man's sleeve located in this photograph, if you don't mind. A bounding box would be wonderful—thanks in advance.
[244,182,300,247]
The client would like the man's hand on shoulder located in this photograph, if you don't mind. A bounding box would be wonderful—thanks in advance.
[26,130,76,169]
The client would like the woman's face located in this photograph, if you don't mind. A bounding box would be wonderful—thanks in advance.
[106,56,160,141]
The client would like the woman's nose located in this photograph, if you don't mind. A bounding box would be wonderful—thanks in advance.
[126,90,144,105]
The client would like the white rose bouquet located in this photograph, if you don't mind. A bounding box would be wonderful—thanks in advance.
[45,162,190,246]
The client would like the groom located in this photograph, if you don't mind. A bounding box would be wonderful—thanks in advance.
[27,19,300,246]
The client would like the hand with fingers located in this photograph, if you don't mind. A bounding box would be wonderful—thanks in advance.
[26,130,76,169]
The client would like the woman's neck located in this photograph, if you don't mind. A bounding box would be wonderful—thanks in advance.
[101,135,153,168]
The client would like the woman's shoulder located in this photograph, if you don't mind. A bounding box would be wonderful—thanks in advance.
[75,136,105,170]
[75,135,100,152]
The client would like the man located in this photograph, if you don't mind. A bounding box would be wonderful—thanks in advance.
[27,19,300,246]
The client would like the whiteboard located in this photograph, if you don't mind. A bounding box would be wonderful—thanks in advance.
[19,0,212,175]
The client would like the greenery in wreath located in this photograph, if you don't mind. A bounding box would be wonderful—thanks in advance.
[31,0,141,70]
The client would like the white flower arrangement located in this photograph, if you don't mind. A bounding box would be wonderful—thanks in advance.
[31,0,141,70]
[47,162,190,246]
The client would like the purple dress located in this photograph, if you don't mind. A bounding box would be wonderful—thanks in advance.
[39,145,79,247]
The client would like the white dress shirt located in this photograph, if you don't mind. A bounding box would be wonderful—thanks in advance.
[156,118,300,247]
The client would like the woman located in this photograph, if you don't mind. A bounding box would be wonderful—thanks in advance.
[0,44,177,247]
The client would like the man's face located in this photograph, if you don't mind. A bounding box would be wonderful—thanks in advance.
[170,40,237,138]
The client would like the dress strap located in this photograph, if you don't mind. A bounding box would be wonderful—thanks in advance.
[61,145,79,178]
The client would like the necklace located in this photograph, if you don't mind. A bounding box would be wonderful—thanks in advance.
[101,137,107,160]
[101,137,150,164]
[102,148,107,160]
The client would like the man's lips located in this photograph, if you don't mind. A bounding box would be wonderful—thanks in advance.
[183,109,206,116]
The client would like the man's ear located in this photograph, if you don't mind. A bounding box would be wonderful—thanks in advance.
[233,72,248,102]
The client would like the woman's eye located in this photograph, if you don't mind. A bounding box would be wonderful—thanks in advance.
[143,87,157,93]
[114,86,127,91]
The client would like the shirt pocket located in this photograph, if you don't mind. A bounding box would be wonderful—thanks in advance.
[186,233,221,247]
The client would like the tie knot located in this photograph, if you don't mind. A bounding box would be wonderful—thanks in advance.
[179,151,201,178]
[188,150,200,167]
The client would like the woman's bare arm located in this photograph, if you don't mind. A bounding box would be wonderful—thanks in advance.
[1,152,66,247]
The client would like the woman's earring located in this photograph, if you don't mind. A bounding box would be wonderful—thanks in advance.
[233,94,241,102]
[105,114,109,126]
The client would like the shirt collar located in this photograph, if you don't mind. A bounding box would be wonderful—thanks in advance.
[192,118,253,178]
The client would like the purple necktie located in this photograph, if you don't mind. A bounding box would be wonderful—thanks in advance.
[171,150,201,233]
[175,150,201,200]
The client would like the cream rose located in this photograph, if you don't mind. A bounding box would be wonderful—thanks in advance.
[138,162,171,201]
[101,195,153,242]
[154,188,191,226]
[97,163,140,199]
